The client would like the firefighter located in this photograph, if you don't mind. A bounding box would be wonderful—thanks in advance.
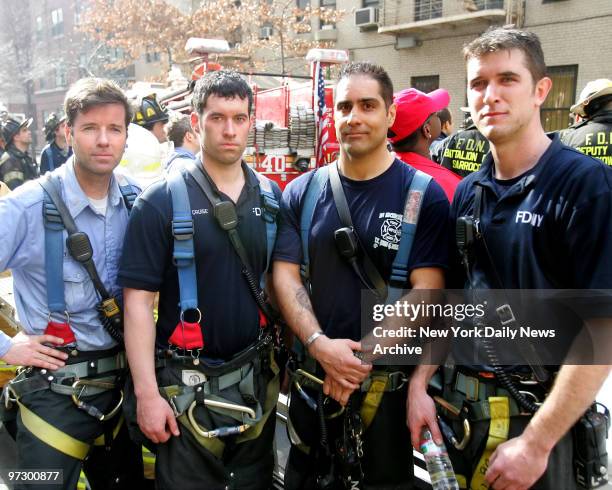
[119,70,282,489]
[439,108,490,178]
[273,62,450,489]
[0,78,145,490]
[132,93,169,143]
[560,78,612,166]
[430,107,454,163]
[389,87,461,201]
[408,27,612,490]
[163,112,199,172]
[39,112,73,174]
[0,117,38,190]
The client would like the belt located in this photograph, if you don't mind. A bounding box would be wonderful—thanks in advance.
[445,371,543,421]
[7,351,126,399]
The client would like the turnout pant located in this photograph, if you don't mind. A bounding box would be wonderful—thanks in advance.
[146,350,280,490]
[284,384,415,490]
[15,384,144,490]
[441,370,577,490]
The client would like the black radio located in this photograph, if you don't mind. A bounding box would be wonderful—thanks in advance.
[574,403,610,489]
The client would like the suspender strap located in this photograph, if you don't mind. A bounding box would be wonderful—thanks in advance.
[254,172,279,285]
[328,162,387,298]
[300,166,328,282]
[387,170,432,304]
[115,174,137,212]
[42,188,66,314]
[167,171,198,312]
[184,162,279,324]
[40,175,111,300]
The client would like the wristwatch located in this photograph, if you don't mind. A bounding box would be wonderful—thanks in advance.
[304,330,324,349]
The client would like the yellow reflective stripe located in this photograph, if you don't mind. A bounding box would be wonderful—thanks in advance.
[360,375,388,430]
[77,470,88,490]
[18,400,90,460]
[470,396,510,490]
[142,446,156,480]
[4,170,24,183]
[457,474,468,489]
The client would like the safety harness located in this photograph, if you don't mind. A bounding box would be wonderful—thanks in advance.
[292,163,432,487]
[438,183,552,489]
[160,163,280,456]
[3,173,137,460]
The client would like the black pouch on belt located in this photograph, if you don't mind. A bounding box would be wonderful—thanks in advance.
[573,402,610,489]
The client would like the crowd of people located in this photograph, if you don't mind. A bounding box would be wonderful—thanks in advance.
[0,25,611,490]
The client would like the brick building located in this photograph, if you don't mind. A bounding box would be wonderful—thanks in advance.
[308,0,612,132]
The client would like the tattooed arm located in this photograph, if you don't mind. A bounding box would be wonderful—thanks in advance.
[273,261,371,404]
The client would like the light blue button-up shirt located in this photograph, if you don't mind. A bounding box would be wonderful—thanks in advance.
[163,147,196,174]
[0,158,139,356]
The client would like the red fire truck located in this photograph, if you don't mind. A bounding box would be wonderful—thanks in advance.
[161,39,348,189]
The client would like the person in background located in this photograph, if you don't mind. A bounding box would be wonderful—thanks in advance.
[389,88,461,201]
[40,112,72,174]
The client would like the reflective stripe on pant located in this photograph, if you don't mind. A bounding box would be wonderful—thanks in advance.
[445,414,577,490]
[15,386,145,490]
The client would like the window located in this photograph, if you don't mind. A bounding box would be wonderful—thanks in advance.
[320,0,336,29]
[414,0,442,21]
[74,3,84,25]
[541,65,578,132]
[55,66,67,88]
[411,75,440,93]
[35,16,43,41]
[363,0,379,6]
[145,51,161,63]
[296,0,310,21]
[51,8,63,37]
[470,0,504,9]
[39,77,46,90]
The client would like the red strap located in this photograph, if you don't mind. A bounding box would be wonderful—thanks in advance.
[44,321,76,346]
[258,309,267,328]
[168,321,204,350]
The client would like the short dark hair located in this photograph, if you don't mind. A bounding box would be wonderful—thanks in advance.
[463,27,547,83]
[165,113,193,147]
[391,114,434,152]
[191,70,253,115]
[64,78,131,128]
[337,62,394,108]
[437,108,452,126]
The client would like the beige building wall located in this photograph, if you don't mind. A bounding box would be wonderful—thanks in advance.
[323,0,612,129]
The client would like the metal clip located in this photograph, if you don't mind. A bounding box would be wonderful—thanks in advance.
[71,379,123,421]
[187,398,256,438]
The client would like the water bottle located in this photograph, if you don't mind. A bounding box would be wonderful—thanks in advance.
[420,427,460,490]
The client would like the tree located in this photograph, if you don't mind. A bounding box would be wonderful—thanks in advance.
[79,0,344,79]
[0,0,38,147]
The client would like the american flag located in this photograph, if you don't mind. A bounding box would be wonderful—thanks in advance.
[315,61,329,167]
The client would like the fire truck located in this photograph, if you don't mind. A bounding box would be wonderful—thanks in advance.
[157,38,348,190]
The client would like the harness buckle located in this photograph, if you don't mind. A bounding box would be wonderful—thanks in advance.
[496,304,516,325]
[71,379,123,421]
[171,218,194,241]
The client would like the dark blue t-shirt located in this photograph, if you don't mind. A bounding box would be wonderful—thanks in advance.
[273,158,450,341]
[118,163,282,358]
[40,142,72,174]
[450,135,612,368]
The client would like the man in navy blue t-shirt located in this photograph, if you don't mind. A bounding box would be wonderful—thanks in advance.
[119,71,281,489]
[273,62,450,489]
[408,27,612,490]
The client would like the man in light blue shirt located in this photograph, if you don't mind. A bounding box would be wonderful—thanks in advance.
[162,112,198,173]
[0,78,144,490]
